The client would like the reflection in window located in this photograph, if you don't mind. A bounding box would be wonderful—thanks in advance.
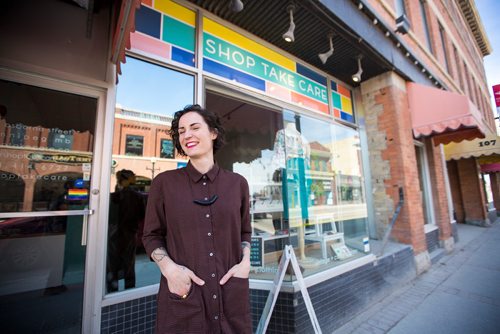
[106,57,194,293]
[125,135,144,156]
[331,124,368,248]
[0,80,96,213]
[207,92,285,280]
[208,91,370,280]
[160,139,174,158]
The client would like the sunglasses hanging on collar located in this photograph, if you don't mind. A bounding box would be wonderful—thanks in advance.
[193,195,218,206]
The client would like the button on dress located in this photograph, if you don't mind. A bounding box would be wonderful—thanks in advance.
[142,162,252,334]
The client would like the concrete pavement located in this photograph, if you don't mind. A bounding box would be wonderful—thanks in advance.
[334,212,500,334]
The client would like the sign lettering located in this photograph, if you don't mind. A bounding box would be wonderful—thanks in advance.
[203,34,327,103]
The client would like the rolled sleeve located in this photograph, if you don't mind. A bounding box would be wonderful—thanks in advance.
[142,176,167,258]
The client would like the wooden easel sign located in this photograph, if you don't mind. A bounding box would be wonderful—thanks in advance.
[256,245,322,334]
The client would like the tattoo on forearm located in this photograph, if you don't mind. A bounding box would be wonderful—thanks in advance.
[241,241,250,250]
[152,247,169,263]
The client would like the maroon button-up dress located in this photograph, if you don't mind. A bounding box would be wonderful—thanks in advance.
[142,162,252,334]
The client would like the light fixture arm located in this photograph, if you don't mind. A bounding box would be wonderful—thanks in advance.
[352,55,364,82]
[318,32,335,64]
[288,6,295,26]
[282,4,296,42]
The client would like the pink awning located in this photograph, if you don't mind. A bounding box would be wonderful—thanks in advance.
[481,163,500,173]
[407,82,489,145]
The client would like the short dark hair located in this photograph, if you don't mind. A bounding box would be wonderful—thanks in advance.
[169,104,226,157]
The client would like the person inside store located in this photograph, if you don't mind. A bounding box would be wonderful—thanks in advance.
[106,169,145,292]
[142,104,252,333]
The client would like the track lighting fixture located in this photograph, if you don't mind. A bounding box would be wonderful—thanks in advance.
[318,32,335,64]
[283,4,296,43]
[352,55,363,83]
[229,0,244,12]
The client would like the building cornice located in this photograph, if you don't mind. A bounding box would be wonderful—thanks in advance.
[456,0,492,56]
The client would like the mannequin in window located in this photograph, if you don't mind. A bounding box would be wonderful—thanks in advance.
[271,120,313,262]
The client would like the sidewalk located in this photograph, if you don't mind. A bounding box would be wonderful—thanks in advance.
[333,213,500,334]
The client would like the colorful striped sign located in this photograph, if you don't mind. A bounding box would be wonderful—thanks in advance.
[202,18,329,114]
[331,81,355,123]
[129,1,356,122]
[132,0,196,67]
[68,189,89,201]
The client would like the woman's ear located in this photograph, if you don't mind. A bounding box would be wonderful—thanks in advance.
[211,128,218,140]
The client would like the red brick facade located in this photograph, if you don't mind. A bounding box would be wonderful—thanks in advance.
[361,73,427,255]
[448,158,489,225]
[425,139,452,241]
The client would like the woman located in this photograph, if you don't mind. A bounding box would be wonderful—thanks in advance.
[142,105,252,333]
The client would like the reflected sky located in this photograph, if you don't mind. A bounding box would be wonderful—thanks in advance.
[116,57,194,117]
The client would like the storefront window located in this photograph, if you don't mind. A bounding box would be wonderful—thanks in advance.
[330,123,369,257]
[207,91,370,280]
[105,56,194,294]
[0,80,96,213]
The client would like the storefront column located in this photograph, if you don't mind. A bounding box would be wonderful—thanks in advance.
[446,160,465,223]
[490,172,500,216]
[457,158,489,226]
[426,139,453,252]
[360,71,430,274]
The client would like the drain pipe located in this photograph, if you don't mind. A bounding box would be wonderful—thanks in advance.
[378,187,404,257]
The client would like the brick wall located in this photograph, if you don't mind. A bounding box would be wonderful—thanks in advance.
[360,72,427,254]
[425,138,452,241]
[446,160,465,223]
[457,158,488,225]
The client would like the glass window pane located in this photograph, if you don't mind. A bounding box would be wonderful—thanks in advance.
[205,91,286,281]
[0,214,87,332]
[116,57,194,117]
[331,124,369,255]
[106,57,194,294]
[0,80,97,213]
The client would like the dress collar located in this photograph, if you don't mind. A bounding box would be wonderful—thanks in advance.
[185,160,220,183]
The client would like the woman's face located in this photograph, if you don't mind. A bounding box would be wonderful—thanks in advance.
[178,111,217,160]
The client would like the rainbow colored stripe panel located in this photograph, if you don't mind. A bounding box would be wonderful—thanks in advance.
[68,189,89,201]
[331,81,355,123]
[203,18,329,114]
[131,1,196,67]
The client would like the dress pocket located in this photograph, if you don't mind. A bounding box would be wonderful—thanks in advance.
[222,277,250,319]
[157,283,204,333]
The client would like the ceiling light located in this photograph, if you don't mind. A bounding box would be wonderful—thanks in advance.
[373,18,378,25]
[229,0,244,12]
[352,55,364,83]
[358,3,363,10]
[318,32,335,64]
[283,5,296,43]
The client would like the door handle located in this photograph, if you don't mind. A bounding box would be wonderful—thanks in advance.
[81,209,94,246]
